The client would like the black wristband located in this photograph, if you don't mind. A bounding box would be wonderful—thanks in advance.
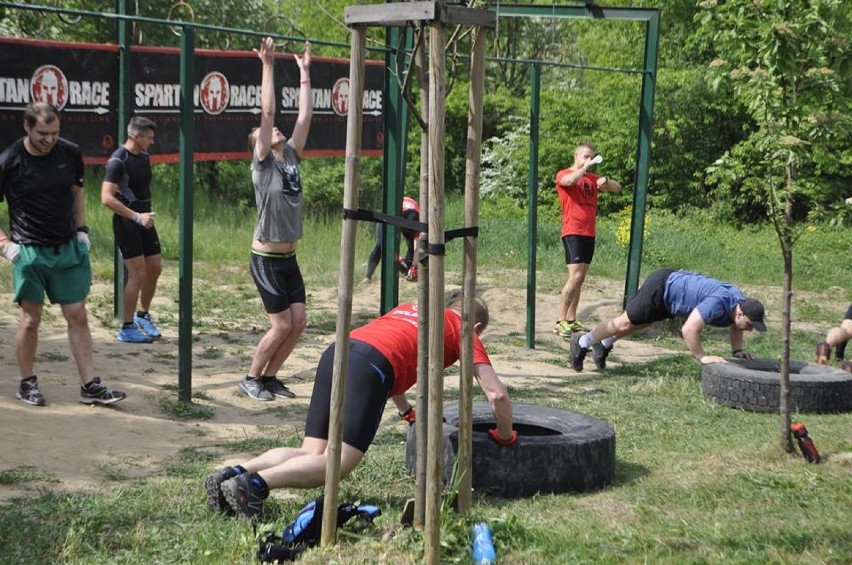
[76,226,89,234]
[732,349,743,356]
[399,405,413,418]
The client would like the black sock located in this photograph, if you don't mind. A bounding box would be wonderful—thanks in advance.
[122,321,135,329]
[137,310,148,318]
[22,375,37,384]
[836,341,847,360]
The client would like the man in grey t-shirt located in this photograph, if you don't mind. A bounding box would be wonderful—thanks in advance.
[238,37,313,401]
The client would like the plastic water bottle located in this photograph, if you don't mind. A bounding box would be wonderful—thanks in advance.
[472,522,496,564]
[790,422,821,463]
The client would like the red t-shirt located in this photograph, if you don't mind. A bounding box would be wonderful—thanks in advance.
[556,168,600,237]
[350,303,491,396]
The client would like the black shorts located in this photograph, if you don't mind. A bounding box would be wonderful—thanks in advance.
[845,304,852,321]
[624,269,676,325]
[304,340,395,453]
[113,215,161,260]
[249,251,306,314]
[562,235,595,265]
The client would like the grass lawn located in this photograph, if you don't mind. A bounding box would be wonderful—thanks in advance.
[0,182,850,564]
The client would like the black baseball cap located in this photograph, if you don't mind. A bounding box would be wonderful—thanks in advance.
[740,298,766,332]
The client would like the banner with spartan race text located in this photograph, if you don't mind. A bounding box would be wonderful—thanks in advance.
[0,37,385,164]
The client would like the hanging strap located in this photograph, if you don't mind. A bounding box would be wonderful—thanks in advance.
[342,207,478,256]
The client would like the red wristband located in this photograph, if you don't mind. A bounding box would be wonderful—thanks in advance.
[488,428,517,446]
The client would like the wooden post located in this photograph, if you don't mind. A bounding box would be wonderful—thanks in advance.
[424,8,447,565]
[321,23,366,548]
[414,27,430,530]
[457,25,487,514]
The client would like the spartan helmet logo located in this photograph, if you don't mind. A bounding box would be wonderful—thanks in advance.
[200,71,229,115]
[331,78,350,117]
[31,65,69,110]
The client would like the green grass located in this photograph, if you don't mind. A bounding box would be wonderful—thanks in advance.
[0,172,850,563]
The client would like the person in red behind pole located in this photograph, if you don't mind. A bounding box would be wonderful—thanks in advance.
[364,196,421,283]
[553,142,621,338]
[205,290,516,519]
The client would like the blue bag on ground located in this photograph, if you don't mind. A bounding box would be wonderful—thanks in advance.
[258,495,381,563]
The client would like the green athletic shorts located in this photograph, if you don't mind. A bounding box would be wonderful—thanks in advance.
[12,239,91,305]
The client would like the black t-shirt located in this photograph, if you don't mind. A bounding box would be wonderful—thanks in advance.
[103,146,153,212]
[0,137,84,246]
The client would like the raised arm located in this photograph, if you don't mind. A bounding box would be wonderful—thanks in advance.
[288,41,313,155]
[255,37,276,161]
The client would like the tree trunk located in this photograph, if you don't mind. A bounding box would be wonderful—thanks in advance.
[778,168,795,453]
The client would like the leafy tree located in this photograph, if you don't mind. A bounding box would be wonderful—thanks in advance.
[696,0,851,452]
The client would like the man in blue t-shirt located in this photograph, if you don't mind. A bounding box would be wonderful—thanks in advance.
[568,268,767,372]
[0,102,126,406]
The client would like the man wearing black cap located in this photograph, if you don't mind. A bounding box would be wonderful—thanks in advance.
[569,268,767,372]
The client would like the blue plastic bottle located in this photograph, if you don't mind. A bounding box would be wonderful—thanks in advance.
[472,522,496,564]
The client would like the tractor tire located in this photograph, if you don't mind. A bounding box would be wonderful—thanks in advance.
[701,357,852,413]
[405,402,616,498]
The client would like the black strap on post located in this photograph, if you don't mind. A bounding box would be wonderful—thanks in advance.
[342,207,479,257]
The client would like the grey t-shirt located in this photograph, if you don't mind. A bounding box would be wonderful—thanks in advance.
[252,141,303,243]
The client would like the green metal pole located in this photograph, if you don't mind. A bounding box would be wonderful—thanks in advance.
[178,26,195,402]
[114,0,130,319]
[525,63,541,349]
[623,12,660,304]
[380,24,411,314]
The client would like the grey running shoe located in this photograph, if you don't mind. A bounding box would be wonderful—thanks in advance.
[134,312,162,339]
[591,342,613,370]
[205,466,238,515]
[80,377,127,405]
[238,376,273,401]
[262,376,296,399]
[221,473,267,519]
[569,334,589,372]
[17,377,46,406]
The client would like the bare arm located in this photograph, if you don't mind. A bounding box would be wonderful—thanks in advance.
[682,309,725,364]
[288,41,313,155]
[100,180,155,228]
[391,394,412,414]
[729,326,752,358]
[72,184,86,229]
[255,37,276,162]
[558,164,589,189]
[597,176,622,192]
[474,363,513,440]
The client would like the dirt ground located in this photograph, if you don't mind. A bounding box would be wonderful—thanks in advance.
[0,272,794,502]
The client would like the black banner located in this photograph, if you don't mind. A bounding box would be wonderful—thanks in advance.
[0,38,385,163]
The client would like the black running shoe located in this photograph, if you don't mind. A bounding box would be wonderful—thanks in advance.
[205,467,238,515]
[80,377,127,405]
[591,342,613,370]
[221,473,268,520]
[569,334,589,372]
[17,377,46,406]
[262,376,296,399]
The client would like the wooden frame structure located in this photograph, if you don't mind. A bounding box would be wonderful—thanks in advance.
[323,2,494,562]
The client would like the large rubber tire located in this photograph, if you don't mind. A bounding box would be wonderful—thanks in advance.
[405,402,616,498]
[701,358,852,413]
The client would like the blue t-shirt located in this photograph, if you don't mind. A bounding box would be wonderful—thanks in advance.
[663,271,744,328]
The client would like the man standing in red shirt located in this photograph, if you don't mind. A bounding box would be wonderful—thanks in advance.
[553,143,621,338]
[205,291,516,519]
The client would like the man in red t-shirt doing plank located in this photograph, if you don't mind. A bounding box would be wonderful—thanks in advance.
[553,142,621,338]
[205,290,517,519]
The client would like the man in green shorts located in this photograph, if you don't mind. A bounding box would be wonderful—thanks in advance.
[0,102,126,406]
